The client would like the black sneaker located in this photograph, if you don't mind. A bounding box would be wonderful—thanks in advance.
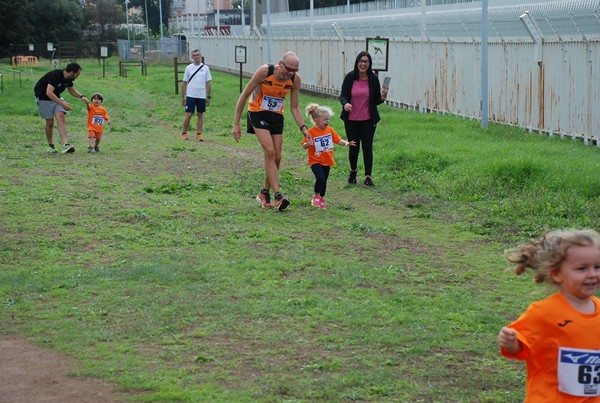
[364,177,374,187]
[87,146,95,153]
[62,144,75,154]
[94,146,100,153]
[348,170,357,184]
[274,193,290,212]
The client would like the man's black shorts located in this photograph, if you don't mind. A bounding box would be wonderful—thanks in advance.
[247,111,284,135]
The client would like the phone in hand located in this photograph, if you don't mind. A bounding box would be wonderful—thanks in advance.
[383,76,391,89]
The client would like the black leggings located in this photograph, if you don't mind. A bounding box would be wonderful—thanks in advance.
[311,164,331,197]
[344,120,376,176]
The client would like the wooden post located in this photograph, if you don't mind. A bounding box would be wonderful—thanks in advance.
[174,57,179,94]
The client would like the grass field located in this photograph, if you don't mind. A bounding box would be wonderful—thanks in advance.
[2,57,600,402]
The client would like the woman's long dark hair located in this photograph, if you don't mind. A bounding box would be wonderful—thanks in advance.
[352,51,373,77]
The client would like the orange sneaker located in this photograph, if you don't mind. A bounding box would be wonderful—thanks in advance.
[196,133,204,142]
[256,191,274,208]
[274,194,290,212]
[181,133,189,141]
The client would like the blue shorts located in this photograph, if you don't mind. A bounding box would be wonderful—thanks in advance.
[185,97,206,114]
[247,111,284,135]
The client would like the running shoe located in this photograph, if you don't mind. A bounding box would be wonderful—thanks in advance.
[319,198,327,210]
[62,144,75,154]
[181,133,189,141]
[275,195,290,212]
[87,146,95,153]
[94,146,100,153]
[364,177,374,187]
[47,144,58,154]
[256,191,274,208]
[196,134,204,142]
[311,196,321,207]
[348,170,357,184]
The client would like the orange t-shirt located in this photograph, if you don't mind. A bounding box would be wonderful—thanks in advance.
[302,126,342,167]
[248,65,294,115]
[502,292,600,402]
[87,105,109,132]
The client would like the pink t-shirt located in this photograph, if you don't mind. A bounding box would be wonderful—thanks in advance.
[348,79,371,121]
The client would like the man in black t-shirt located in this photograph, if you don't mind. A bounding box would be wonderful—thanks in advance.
[34,63,88,154]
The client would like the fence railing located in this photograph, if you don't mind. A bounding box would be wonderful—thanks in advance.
[188,34,599,144]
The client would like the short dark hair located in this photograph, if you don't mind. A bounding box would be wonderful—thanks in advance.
[65,63,81,73]
[91,93,103,102]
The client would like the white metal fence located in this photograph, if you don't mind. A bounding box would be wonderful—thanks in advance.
[186,0,599,143]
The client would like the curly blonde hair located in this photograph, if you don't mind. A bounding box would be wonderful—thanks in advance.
[305,103,333,124]
[505,229,600,283]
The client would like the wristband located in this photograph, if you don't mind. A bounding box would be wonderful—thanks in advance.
[300,124,308,132]
[80,94,86,99]
[207,96,211,99]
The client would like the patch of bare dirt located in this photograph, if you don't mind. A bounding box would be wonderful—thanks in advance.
[0,335,126,403]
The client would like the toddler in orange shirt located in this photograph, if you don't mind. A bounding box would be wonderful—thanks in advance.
[498,229,600,402]
[86,93,111,153]
[302,103,355,210]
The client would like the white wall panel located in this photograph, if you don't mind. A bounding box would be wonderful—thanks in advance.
[189,35,599,143]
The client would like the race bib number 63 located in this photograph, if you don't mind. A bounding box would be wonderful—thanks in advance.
[558,347,600,396]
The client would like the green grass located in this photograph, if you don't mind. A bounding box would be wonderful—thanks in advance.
[1,57,599,402]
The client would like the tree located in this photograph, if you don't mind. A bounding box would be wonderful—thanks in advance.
[127,0,171,37]
[29,0,85,43]
[83,0,126,41]
[0,0,34,47]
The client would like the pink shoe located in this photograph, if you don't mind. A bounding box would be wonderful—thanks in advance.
[319,198,327,210]
[311,195,321,207]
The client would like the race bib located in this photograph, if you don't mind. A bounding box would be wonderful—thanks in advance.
[261,96,284,112]
[558,347,600,396]
[92,115,105,126]
[314,133,333,153]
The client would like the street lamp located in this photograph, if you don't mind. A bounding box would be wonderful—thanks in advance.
[238,3,245,36]
[125,0,130,44]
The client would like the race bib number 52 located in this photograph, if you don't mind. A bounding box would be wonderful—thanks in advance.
[558,347,600,396]
[92,115,105,126]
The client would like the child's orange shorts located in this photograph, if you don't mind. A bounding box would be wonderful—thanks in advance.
[88,130,103,140]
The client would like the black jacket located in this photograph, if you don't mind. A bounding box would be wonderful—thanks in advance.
[339,71,384,125]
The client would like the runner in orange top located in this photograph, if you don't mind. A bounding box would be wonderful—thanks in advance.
[86,93,110,153]
[498,229,600,402]
[233,51,312,211]
[302,103,355,210]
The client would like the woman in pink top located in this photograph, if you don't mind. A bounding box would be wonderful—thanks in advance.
[339,51,388,187]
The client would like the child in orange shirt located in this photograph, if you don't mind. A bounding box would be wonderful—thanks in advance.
[302,103,355,210]
[498,229,600,402]
[86,93,110,153]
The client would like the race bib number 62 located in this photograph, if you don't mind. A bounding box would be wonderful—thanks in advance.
[558,347,600,396]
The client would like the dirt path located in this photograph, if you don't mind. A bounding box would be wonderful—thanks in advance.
[0,335,124,403]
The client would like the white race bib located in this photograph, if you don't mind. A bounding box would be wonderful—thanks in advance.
[314,133,333,153]
[261,96,284,112]
[92,115,105,126]
[558,347,600,396]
